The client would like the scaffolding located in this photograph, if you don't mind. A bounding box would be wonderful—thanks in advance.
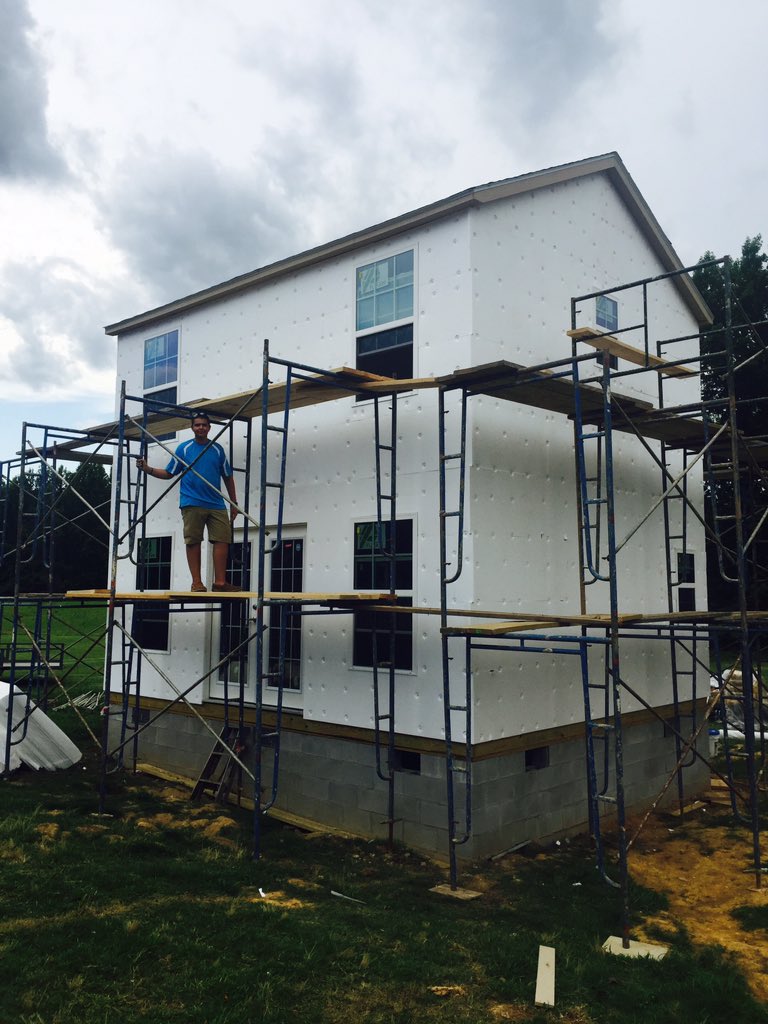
[1,257,767,950]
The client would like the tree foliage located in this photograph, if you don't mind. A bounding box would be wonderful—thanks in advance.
[0,461,111,595]
[693,237,768,610]
[693,236,768,435]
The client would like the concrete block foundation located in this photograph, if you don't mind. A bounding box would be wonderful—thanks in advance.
[117,707,710,862]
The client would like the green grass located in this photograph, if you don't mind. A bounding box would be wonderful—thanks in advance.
[0,711,766,1023]
[0,602,107,704]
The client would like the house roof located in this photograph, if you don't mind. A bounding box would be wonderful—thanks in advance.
[104,152,711,336]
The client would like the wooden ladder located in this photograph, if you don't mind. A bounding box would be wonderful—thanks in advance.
[191,724,250,804]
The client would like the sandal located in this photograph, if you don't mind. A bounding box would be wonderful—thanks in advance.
[190,582,208,593]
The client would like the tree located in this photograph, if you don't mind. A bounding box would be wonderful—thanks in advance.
[0,462,111,596]
[693,237,768,610]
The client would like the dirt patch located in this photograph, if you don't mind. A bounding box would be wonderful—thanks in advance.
[627,790,768,1001]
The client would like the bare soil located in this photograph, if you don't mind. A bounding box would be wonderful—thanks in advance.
[627,783,768,1001]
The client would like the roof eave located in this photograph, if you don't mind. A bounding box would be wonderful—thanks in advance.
[105,152,712,336]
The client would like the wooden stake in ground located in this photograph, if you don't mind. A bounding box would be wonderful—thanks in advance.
[534,945,555,1007]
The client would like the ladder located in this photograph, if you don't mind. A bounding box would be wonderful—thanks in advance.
[192,724,251,804]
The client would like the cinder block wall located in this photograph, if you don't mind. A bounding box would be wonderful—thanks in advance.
[114,708,709,861]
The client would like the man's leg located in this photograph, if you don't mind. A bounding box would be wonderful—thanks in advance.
[186,543,204,589]
[212,542,229,586]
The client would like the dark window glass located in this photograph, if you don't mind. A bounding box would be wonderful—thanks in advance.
[525,746,550,771]
[134,536,172,650]
[356,324,413,389]
[268,539,303,691]
[144,385,178,443]
[353,520,412,590]
[677,552,695,584]
[353,520,413,670]
[218,542,251,685]
[678,587,696,612]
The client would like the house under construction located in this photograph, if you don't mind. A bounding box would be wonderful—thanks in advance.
[2,153,766,944]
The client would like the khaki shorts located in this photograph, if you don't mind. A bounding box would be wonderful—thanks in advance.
[181,507,232,546]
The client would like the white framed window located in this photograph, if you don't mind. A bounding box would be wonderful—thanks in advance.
[355,251,414,383]
[143,329,179,442]
[133,535,172,651]
[356,251,413,331]
[595,295,618,333]
[352,519,413,670]
[144,330,179,390]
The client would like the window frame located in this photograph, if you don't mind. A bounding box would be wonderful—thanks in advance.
[133,535,173,652]
[595,295,618,333]
[352,518,414,672]
[356,250,414,333]
[267,535,305,693]
[143,329,180,444]
[143,329,179,391]
[354,248,415,389]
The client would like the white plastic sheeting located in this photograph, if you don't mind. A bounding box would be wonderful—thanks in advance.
[0,682,82,772]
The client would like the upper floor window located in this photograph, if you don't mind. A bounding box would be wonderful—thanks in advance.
[356,324,413,382]
[595,295,618,333]
[144,330,179,390]
[356,251,413,331]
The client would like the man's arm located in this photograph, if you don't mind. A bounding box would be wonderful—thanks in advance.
[224,475,238,521]
[136,457,173,481]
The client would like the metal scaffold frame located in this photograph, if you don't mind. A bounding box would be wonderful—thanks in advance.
[435,256,768,945]
[2,258,767,950]
[1,342,411,866]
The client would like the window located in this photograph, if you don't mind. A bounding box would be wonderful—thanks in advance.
[355,251,414,385]
[356,324,413,384]
[356,251,413,331]
[391,749,421,774]
[144,330,179,390]
[525,746,550,771]
[144,384,178,443]
[144,330,179,443]
[595,295,618,333]
[677,552,696,611]
[268,538,304,691]
[134,536,172,650]
[218,542,251,685]
[353,520,413,670]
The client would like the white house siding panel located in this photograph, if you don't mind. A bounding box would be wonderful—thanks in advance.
[458,177,705,743]
[113,172,706,748]
[113,216,476,733]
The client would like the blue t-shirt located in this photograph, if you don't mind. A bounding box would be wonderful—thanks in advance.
[166,438,232,510]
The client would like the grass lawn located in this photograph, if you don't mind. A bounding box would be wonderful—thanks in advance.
[0,601,107,705]
[1,710,766,1024]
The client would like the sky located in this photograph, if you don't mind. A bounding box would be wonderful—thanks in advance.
[0,0,766,462]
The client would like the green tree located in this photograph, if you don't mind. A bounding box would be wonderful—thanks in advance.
[693,237,768,610]
[0,462,111,596]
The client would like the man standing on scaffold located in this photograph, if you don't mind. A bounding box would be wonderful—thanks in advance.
[137,412,240,593]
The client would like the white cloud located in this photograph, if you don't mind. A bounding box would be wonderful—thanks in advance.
[0,0,765,457]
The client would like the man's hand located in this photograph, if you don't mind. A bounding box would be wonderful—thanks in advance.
[136,457,147,472]
[230,506,238,523]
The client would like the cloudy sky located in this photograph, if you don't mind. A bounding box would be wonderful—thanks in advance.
[0,0,766,461]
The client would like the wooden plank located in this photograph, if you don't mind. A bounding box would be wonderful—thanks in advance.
[568,327,696,378]
[534,945,556,1007]
[444,619,559,636]
[64,589,390,603]
[430,883,482,901]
